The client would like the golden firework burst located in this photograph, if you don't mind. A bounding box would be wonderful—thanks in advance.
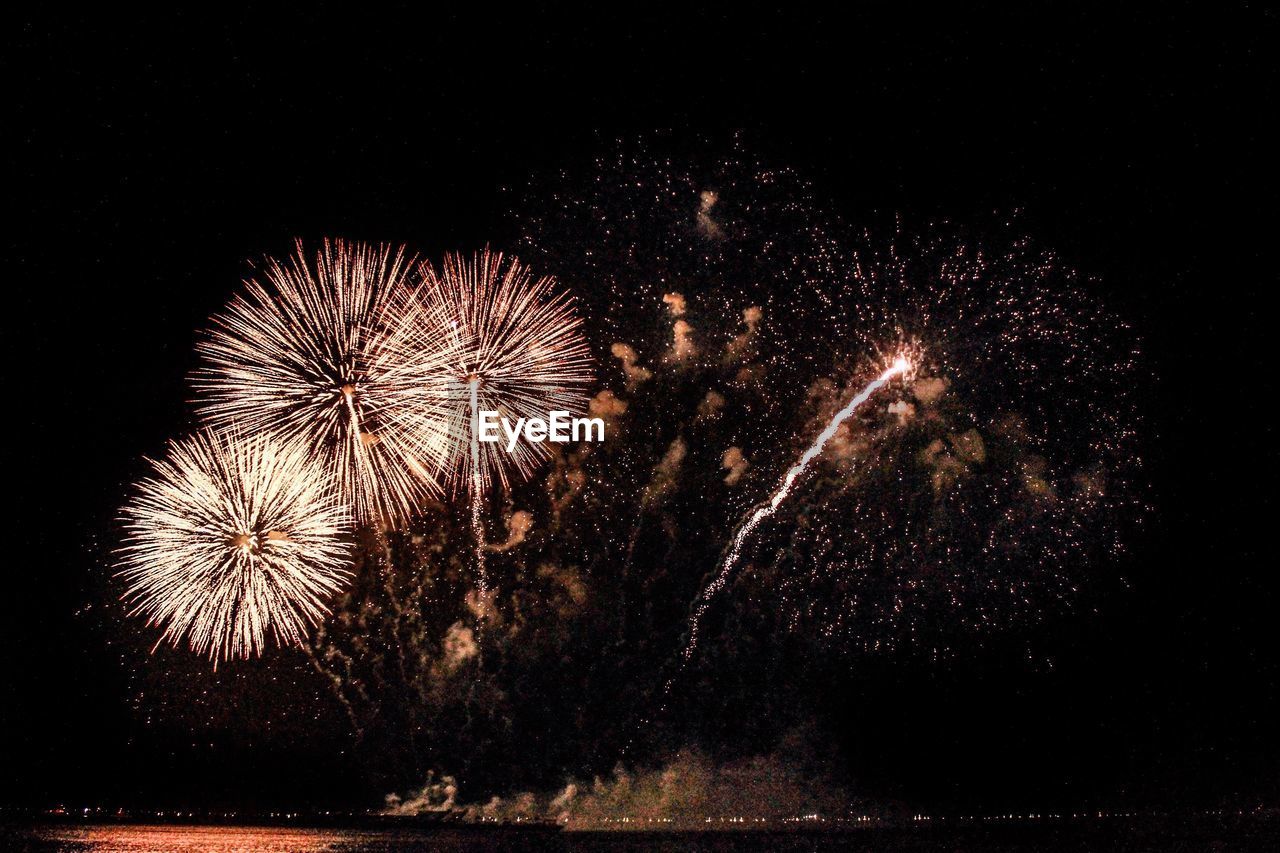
[117,430,354,663]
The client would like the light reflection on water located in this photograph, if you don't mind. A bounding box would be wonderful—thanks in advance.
[15,825,562,853]
[21,821,1262,853]
[0,823,892,853]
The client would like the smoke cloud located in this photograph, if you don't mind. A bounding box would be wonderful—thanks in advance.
[438,622,478,674]
[725,305,763,362]
[487,509,533,552]
[721,446,750,485]
[643,436,687,504]
[696,189,723,238]
[696,390,726,421]
[668,319,697,363]
[589,389,629,422]
[393,750,853,831]
[610,342,653,387]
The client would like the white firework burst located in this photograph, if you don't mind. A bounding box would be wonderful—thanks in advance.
[417,248,595,495]
[117,430,354,663]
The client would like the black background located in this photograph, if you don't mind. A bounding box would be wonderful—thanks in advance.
[3,6,1275,811]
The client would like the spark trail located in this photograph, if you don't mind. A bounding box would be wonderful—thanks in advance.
[468,377,489,620]
[628,357,912,743]
[681,357,912,662]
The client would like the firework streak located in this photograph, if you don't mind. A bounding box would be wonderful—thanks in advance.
[681,357,911,662]
[469,378,489,615]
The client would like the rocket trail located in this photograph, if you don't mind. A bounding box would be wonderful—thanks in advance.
[681,357,911,662]
[468,378,489,617]
[342,386,378,519]
[626,357,912,743]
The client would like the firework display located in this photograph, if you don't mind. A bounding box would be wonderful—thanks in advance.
[518,145,1143,653]
[120,243,594,663]
[110,144,1141,809]
[117,430,354,662]
[20,6,1270,831]
[248,146,1144,800]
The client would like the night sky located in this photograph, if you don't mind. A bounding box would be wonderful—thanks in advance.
[4,7,1276,816]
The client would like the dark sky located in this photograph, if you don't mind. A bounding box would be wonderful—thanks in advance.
[3,6,1276,810]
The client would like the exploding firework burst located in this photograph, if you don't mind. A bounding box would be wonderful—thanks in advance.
[416,249,595,496]
[193,239,457,525]
[117,430,354,663]
[750,228,1145,650]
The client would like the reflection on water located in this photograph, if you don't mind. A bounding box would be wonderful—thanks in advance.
[18,825,422,853]
[8,820,1280,853]
[8,825,572,853]
[0,823,902,853]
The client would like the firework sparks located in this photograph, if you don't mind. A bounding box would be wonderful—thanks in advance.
[520,149,1143,654]
[248,147,1143,779]
[468,376,488,602]
[681,355,912,662]
[117,431,354,663]
[193,239,457,525]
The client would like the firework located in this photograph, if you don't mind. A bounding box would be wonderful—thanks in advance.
[681,356,912,661]
[519,148,1142,654]
[192,239,457,525]
[408,250,593,602]
[418,249,594,495]
[117,430,354,663]
[247,147,1145,779]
